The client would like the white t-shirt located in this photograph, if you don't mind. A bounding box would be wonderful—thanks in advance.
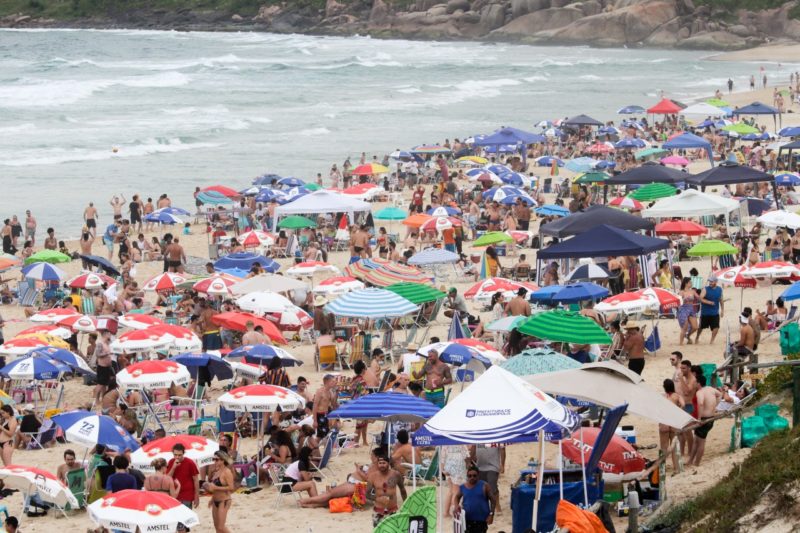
[284,460,301,481]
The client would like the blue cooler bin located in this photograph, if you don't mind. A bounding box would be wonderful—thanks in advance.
[511,474,603,533]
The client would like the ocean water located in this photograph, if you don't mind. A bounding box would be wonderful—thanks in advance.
[0,29,796,234]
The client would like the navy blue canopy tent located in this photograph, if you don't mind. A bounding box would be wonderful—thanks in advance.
[733,101,781,128]
[686,162,779,208]
[662,133,714,166]
[539,205,654,238]
[604,161,686,185]
[779,139,800,172]
[562,114,603,127]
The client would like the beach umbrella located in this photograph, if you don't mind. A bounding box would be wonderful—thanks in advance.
[237,230,275,248]
[88,490,199,533]
[142,272,188,292]
[407,248,460,266]
[0,337,51,356]
[79,254,120,276]
[586,142,615,155]
[617,105,645,114]
[757,210,800,230]
[210,312,286,344]
[0,258,17,272]
[286,261,340,277]
[473,231,515,247]
[779,126,800,137]
[531,282,609,304]
[500,348,581,377]
[253,173,283,186]
[456,155,488,166]
[534,204,570,217]
[267,305,314,332]
[214,252,279,274]
[55,313,99,333]
[230,274,307,295]
[118,313,164,330]
[482,186,535,205]
[660,155,690,166]
[21,261,66,281]
[342,183,380,199]
[0,356,70,380]
[722,123,760,135]
[277,177,305,188]
[154,206,191,216]
[465,168,504,184]
[596,287,681,314]
[608,196,643,210]
[144,211,182,225]
[312,276,364,296]
[416,341,491,368]
[655,220,708,236]
[562,427,646,477]
[516,310,611,344]
[535,156,564,167]
[23,250,71,265]
[775,173,800,186]
[390,150,414,161]
[448,338,504,362]
[111,329,172,354]
[278,215,317,229]
[402,213,434,228]
[130,434,219,472]
[28,307,79,323]
[192,273,239,296]
[201,185,239,198]
[27,346,94,375]
[67,272,117,290]
[16,324,71,339]
[427,206,461,217]
[374,207,408,221]
[687,239,738,257]
[487,315,527,333]
[715,265,756,288]
[385,283,446,304]
[464,277,539,304]
[743,260,800,279]
[629,182,678,201]
[147,324,202,352]
[116,360,191,390]
[329,391,439,423]
[324,288,418,319]
[218,384,305,412]
[51,410,140,451]
[227,344,302,367]
[361,266,434,288]
[565,157,599,173]
[0,465,78,508]
[255,188,287,203]
[574,171,610,185]
[780,281,800,302]
[169,352,234,381]
[419,216,457,233]
[352,163,389,175]
[235,291,294,314]
[614,138,646,149]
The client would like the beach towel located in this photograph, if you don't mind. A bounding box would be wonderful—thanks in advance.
[555,499,608,533]
[329,497,353,513]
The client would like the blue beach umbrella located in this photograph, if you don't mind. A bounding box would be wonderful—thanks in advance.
[278,177,305,188]
[324,288,418,319]
[79,254,120,276]
[500,171,529,187]
[51,410,140,452]
[530,282,609,304]
[417,342,491,368]
[144,211,182,224]
[253,173,283,186]
[535,204,570,217]
[598,126,620,135]
[255,188,287,203]
[170,352,234,381]
[214,252,279,273]
[328,391,439,422]
[155,206,191,216]
[780,281,800,302]
[779,126,800,138]
[227,344,302,366]
[535,156,564,167]
[615,138,646,149]
[27,347,95,376]
[0,356,70,380]
[566,157,599,173]
[617,105,645,115]
[21,262,66,282]
[775,173,800,186]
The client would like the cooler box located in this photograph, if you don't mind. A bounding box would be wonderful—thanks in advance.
[780,322,800,356]
[510,472,603,533]
[615,425,636,444]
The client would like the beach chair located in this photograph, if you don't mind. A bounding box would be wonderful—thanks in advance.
[24,418,57,450]
[18,282,39,307]
[315,336,339,372]
[311,429,336,480]
[407,449,439,485]
[399,486,437,532]
[513,264,531,281]
[66,469,86,510]
[266,464,300,508]
[373,511,411,533]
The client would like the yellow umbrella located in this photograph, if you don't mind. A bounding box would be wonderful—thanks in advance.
[13,333,70,349]
[456,156,488,165]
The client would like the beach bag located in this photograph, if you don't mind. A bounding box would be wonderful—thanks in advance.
[329,497,353,513]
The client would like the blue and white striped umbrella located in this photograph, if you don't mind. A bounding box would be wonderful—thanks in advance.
[389,150,413,160]
[278,187,309,204]
[0,356,70,380]
[27,347,95,376]
[324,288,418,319]
[21,262,66,282]
[412,366,579,446]
[51,410,140,452]
[253,173,283,186]
[277,177,305,188]
[617,105,645,115]
[482,187,534,205]
[499,171,530,187]
[598,126,620,135]
[614,138,646,149]
[408,248,460,266]
[144,211,182,225]
[227,344,302,366]
[154,206,191,216]
[328,392,439,423]
[465,168,503,184]
[255,188,287,203]
[416,341,491,368]
[535,156,564,167]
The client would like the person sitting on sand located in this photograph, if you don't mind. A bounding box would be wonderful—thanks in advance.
[299,447,380,508]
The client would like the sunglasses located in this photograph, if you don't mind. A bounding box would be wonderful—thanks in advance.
[467,473,479,478]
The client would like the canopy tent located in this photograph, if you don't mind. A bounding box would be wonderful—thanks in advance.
[687,162,779,207]
[641,189,739,222]
[539,205,654,238]
[562,115,603,127]
[473,127,545,162]
[538,225,667,259]
[272,190,370,230]
[732,101,781,129]
[524,361,693,429]
[647,98,683,114]
[679,102,726,116]
[604,161,687,187]
[778,139,800,172]
[662,132,714,166]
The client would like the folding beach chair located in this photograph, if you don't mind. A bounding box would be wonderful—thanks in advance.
[311,429,336,480]
[315,335,339,372]
[66,469,86,510]
[266,464,300,508]
[24,418,57,450]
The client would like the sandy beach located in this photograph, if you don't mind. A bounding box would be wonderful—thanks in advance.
[709,42,800,64]
[0,71,799,533]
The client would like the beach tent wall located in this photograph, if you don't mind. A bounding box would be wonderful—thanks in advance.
[662,132,714,167]
[686,162,780,209]
[779,139,800,172]
[733,101,780,129]
[272,190,371,231]
[678,102,726,116]
[539,205,654,238]
[640,189,739,219]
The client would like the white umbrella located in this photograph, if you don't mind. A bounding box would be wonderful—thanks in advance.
[116,360,191,390]
[230,274,308,295]
[111,329,172,353]
[88,490,199,533]
[130,435,219,471]
[0,465,78,508]
[235,291,295,314]
[757,210,800,230]
[218,384,305,412]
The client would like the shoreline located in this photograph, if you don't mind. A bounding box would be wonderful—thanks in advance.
[707,42,800,63]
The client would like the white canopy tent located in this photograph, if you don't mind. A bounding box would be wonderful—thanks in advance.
[641,189,740,226]
[272,190,371,230]
[678,102,726,116]
[757,210,800,230]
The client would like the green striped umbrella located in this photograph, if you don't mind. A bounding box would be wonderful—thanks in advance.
[574,171,610,184]
[687,239,738,257]
[385,282,446,304]
[473,231,514,247]
[635,147,668,160]
[516,310,611,344]
[374,207,408,221]
[23,250,71,265]
[500,348,582,376]
[278,215,317,229]
[628,182,678,201]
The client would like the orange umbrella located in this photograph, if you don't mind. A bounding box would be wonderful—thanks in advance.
[402,213,433,228]
[210,312,286,344]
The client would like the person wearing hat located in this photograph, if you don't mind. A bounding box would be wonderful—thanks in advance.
[312,295,334,335]
[736,313,755,355]
[443,287,468,318]
[696,274,723,344]
[622,321,645,375]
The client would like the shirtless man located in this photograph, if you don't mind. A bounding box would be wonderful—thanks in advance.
[109,194,126,221]
[736,313,755,354]
[352,226,369,258]
[198,300,222,351]
[390,430,418,476]
[675,358,698,455]
[24,210,36,247]
[296,377,313,403]
[56,449,83,485]
[689,374,721,467]
[504,287,531,317]
[165,237,186,273]
[367,453,407,527]
[157,193,171,209]
[622,321,645,375]
[93,331,114,408]
[312,375,339,438]
[241,321,266,346]
[412,349,452,407]
[84,202,99,237]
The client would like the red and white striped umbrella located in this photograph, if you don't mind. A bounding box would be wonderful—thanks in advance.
[312,276,364,296]
[609,196,643,210]
[56,314,99,333]
[743,260,800,279]
[111,329,172,354]
[267,306,314,331]
[142,272,188,292]
[237,230,275,248]
[420,216,461,233]
[0,465,78,508]
[146,324,202,352]
[464,277,539,304]
[118,314,165,330]
[29,308,79,324]
[0,337,50,356]
[715,265,756,288]
[218,384,305,412]
[116,360,191,390]
[67,272,117,290]
[596,288,681,314]
[450,338,506,363]
[192,273,239,296]
[286,261,341,277]
[130,435,219,471]
[88,489,199,533]
[15,324,72,339]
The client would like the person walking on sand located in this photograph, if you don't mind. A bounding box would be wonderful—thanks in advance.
[24,210,36,247]
[696,274,723,344]
[84,202,98,237]
[453,465,498,533]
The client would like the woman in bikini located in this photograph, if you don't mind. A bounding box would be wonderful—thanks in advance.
[677,277,699,345]
[144,458,180,497]
[204,451,235,533]
[0,405,17,465]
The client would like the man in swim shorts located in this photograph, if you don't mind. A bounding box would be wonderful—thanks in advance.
[689,375,721,467]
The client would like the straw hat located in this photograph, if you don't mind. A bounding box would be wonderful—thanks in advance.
[313,295,328,307]
[407,342,419,352]
[623,320,642,330]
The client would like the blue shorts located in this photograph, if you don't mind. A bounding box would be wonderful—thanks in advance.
[683,404,694,415]
[103,238,114,252]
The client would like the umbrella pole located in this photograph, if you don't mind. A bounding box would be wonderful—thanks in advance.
[580,425,589,507]
[412,441,416,491]
[558,439,564,500]
[532,429,545,529]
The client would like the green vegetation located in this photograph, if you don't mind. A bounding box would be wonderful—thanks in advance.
[0,0,275,19]
[693,0,789,9]
[650,422,800,532]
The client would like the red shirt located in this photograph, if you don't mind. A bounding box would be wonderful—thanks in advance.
[412,191,424,206]
[167,457,199,502]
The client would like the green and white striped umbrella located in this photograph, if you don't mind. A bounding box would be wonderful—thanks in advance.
[516,310,611,345]
[628,182,677,201]
[500,348,582,376]
[385,282,446,304]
